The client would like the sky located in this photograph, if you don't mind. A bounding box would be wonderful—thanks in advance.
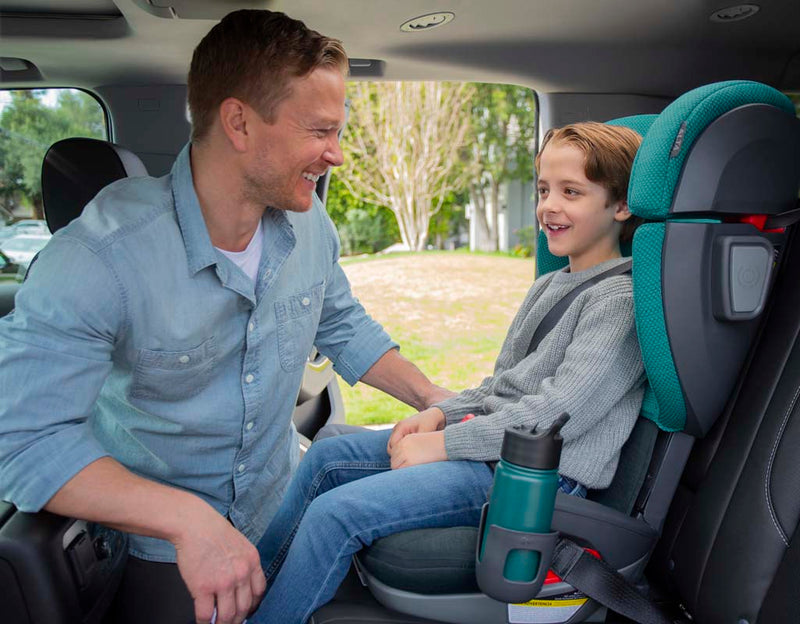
[0,89,61,115]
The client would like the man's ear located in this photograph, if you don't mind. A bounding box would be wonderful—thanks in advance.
[614,200,632,222]
[218,98,249,153]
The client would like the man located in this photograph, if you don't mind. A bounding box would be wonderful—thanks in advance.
[0,10,451,624]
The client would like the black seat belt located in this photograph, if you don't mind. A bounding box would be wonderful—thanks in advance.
[551,539,686,624]
[526,259,633,356]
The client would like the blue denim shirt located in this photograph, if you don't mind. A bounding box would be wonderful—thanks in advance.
[0,144,396,562]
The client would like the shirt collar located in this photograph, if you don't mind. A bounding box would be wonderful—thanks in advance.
[171,143,219,276]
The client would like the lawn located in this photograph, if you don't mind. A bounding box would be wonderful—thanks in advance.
[338,251,536,425]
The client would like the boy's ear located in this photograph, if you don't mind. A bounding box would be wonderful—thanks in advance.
[614,200,632,222]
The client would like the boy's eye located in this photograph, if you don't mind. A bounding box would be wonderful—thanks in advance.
[537,187,548,196]
[565,188,580,196]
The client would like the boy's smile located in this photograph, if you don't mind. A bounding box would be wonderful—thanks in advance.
[536,142,631,272]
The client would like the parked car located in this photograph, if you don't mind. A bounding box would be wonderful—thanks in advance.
[0,234,51,267]
[0,220,49,243]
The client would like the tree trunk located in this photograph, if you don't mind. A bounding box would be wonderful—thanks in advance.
[488,180,501,251]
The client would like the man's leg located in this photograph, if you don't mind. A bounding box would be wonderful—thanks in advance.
[109,556,195,624]
[250,452,494,624]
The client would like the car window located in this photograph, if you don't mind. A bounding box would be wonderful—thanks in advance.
[0,89,108,226]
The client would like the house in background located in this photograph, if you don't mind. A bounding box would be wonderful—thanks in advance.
[467,179,537,252]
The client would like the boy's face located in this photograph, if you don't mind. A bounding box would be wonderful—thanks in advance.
[536,142,631,272]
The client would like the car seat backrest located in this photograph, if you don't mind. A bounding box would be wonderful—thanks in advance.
[41,137,148,234]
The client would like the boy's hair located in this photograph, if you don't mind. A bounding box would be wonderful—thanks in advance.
[534,122,643,242]
[188,9,348,142]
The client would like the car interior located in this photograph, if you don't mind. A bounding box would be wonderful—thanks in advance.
[1,2,800,624]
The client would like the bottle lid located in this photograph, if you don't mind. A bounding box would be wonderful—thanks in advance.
[500,413,570,470]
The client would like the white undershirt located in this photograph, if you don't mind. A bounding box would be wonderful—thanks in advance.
[215,219,264,283]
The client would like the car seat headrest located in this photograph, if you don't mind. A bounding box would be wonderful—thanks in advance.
[41,137,148,234]
[629,80,797,221]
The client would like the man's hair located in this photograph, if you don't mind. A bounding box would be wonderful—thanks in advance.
[187,9,348,142]
[534,122,643,242]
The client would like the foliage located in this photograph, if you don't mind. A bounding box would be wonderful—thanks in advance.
[511,225,537,257]
[467,84,537,251]
[326,174,398,254]
[0,89,105,219]
[339,82,475,251]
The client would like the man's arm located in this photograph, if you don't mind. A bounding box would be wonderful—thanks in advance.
[45,457,264,624]
[0,239,261,624]
[359,348,454,411]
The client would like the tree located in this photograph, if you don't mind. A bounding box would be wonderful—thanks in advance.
[467,84,537,251]
[0,89,105,219]
[325,175,398,255]
[339,82,475,251]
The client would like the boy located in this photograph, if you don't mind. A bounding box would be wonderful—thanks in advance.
[249,122,646,624]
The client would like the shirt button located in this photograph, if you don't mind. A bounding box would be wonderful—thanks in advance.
[245,374,254,384]
[246,421,254,431]
[302,297,311,306]
[238,464,245,473]
[248,322,255,332]
[179,355,190,364]
[265,269,272,278]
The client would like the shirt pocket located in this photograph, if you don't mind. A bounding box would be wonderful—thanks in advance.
[131,337,217,402]
[274,282,324,372]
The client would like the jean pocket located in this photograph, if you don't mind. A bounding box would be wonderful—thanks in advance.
[131,337,217,402]
[274,283,324,372]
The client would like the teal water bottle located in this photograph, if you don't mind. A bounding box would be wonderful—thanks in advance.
[479,413,569,583]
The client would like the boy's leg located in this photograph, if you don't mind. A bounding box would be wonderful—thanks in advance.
[250,457,494,624]
[258,429,394,579]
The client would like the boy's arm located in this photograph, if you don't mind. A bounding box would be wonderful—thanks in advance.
[444,292,643,462]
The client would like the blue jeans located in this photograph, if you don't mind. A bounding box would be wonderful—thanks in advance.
[249,429,585,624]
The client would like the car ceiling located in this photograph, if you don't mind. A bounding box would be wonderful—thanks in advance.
[1,0,799,97]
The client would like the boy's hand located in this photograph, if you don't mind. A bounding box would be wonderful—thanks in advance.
[390,431,447,469]
[387,407,445,453]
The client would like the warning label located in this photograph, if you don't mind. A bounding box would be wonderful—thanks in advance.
[507,591,588,623]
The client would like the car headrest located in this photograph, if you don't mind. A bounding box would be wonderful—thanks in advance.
[41,137,148,234]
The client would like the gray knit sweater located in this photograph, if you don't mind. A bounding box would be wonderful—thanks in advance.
[437,257,645,489]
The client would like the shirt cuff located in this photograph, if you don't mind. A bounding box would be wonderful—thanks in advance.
[2,422,109,512]
[332,321,398,386]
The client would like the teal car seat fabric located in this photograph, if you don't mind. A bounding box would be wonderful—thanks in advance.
[628,80,795,220]
[629,80,797,435]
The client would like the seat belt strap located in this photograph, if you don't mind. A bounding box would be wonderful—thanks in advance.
[551,539,683,624]
[526,259,633,356]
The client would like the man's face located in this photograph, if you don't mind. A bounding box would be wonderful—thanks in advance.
[243,67,346,212]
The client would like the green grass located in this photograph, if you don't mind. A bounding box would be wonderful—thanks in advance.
[338,252,535,425]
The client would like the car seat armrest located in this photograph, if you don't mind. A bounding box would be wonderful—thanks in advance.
[552,493,658,570]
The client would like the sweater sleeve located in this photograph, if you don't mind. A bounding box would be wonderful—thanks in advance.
[444,292,643,462]
[434,273,555,425]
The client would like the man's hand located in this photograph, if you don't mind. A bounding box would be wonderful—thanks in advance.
[389,431,447,469]
[173,501,266,624]
[387,407,445,453]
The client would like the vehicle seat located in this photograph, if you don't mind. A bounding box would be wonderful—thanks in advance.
[344,81,800,624]
[41,137,147,234]
[0,137,147,624]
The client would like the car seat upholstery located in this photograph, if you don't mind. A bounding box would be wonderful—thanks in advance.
[338,81,800,624]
